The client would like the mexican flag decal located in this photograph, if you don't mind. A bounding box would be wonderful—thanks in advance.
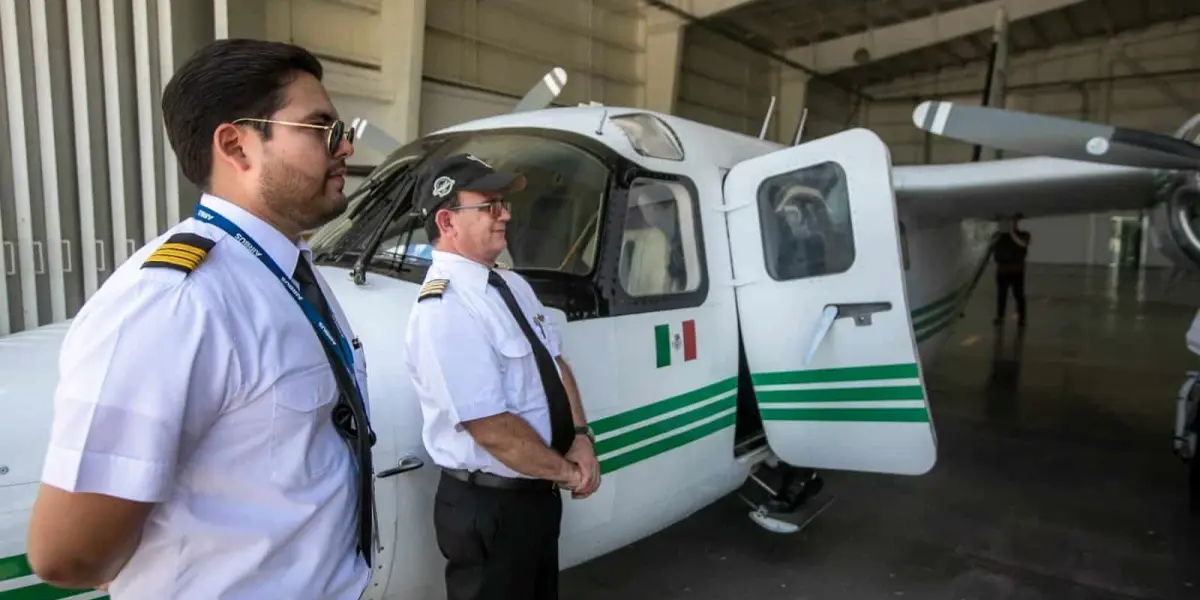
[655,319,696,368]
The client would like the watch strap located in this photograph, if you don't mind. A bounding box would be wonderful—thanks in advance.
[574,425,594,442]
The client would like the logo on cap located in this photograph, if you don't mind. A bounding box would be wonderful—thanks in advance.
[432,176,455,198]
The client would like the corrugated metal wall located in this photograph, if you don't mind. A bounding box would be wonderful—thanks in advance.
[0,0,197,336]
[802,77,866,142]
[423,0,643,109]
[861,17,1200,166]
[250,0,398,168]
[674,24,775,138]
[853,17,1200,267]
[0,0,654,337]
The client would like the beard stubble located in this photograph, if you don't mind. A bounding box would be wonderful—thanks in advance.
[260,159,348,234]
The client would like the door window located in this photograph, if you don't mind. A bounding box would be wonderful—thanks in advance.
[756,161,856,281]
[617,178,701,297]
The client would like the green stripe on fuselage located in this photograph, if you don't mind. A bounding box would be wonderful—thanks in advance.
[757,385,924,404]
[0,583,100,600]
[0,555,31,583]
[752,363,918,387]
[762,407,930,423]
[591,378,737,436]
[599,413,737,474]
[0,554,99,600]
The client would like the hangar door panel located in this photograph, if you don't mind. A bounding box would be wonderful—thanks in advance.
[419,81,515,136]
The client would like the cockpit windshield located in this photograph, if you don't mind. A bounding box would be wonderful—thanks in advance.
[308,130,609,280]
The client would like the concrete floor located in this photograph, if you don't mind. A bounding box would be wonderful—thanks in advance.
[561,265,1200,600]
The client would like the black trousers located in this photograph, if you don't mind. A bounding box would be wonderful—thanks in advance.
[434,471,563,600]
[995,269,1026,321]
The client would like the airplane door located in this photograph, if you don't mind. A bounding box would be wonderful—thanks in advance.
[723,128,936,476]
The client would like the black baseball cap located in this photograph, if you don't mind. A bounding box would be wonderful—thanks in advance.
[415,153,527,218]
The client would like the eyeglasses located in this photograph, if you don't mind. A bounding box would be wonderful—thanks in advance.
[448,199,511,219]
[232,117,355,156]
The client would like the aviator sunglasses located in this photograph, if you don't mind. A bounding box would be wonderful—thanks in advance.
[232,117,355,156]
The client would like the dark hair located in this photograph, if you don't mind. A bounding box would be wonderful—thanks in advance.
[425,192,460,244]
[161,39,324,189]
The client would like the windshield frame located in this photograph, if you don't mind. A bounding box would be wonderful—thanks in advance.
[312,125,712,322]
[310,127,630,313]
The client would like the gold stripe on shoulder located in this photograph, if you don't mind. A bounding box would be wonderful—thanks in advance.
[418,278,449,302]
[142,232,216,275]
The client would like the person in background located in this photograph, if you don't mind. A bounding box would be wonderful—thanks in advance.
[992,213,1031,326]
[25,39,374,599]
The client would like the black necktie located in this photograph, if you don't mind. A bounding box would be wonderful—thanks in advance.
[487,270,575,456]
[294,256,376,567]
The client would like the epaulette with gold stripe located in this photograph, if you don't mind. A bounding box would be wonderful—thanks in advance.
[418,278,448,302]
[141,232,215,275]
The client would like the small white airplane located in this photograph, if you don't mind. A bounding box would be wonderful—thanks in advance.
[4,58,1200,600]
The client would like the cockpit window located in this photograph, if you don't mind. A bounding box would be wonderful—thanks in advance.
[308,131,609,278]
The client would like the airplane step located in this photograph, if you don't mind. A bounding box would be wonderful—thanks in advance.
[737,462,835,534]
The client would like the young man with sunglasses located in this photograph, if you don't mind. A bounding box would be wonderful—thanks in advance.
[26,39,374,599]
[404,153,601,600]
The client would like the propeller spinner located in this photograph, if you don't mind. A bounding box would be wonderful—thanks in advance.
[912,100,1200,171]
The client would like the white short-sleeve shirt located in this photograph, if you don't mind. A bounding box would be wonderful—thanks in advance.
[404,249,563,479]
[40,194,371,599]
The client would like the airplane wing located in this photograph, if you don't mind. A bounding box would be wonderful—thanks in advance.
[891,156,1164,223]
[895,99,1198,224]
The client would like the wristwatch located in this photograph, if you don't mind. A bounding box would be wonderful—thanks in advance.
[574,425,595,444]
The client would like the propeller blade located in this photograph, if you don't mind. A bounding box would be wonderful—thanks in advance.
[351,117,401,156]
[512,67,567,113]
[912,100,1200,171]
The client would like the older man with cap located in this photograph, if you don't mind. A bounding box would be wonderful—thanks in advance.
[403,153,601,600]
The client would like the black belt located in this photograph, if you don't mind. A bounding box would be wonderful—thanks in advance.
[442,468,556,492]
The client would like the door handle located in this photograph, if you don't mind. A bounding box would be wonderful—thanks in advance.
[376,454,424,478]
[802,302,893,365]
[2,242,13,276]
[96,240,107,272]
[32,241,45,275]
[833,302,892,327]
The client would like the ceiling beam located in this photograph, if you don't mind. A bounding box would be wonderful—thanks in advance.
[785,0,1088,73]
[650,0,761,19]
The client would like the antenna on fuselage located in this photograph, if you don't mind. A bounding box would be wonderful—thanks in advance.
[513,67,568,113]
[758,95,777,140]
[791,108,809,146]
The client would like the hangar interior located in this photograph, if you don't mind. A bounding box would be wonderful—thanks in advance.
[2,0,1200,334]
[0,0,1198,597]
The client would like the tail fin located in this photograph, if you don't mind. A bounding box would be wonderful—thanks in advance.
[513,67,568,113]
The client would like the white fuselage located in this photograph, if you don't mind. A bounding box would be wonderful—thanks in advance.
[0,107,991,599]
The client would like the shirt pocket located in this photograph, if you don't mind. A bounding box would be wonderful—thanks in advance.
[497,333,534,408]
[270,365,344,487]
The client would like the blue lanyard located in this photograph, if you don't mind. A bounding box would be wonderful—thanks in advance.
[193,204,359,392]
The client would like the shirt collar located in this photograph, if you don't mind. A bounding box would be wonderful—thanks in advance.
[199,193,308,276]
[431,249,495,295]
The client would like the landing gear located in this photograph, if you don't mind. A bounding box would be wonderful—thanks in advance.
[737,457,835,534]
